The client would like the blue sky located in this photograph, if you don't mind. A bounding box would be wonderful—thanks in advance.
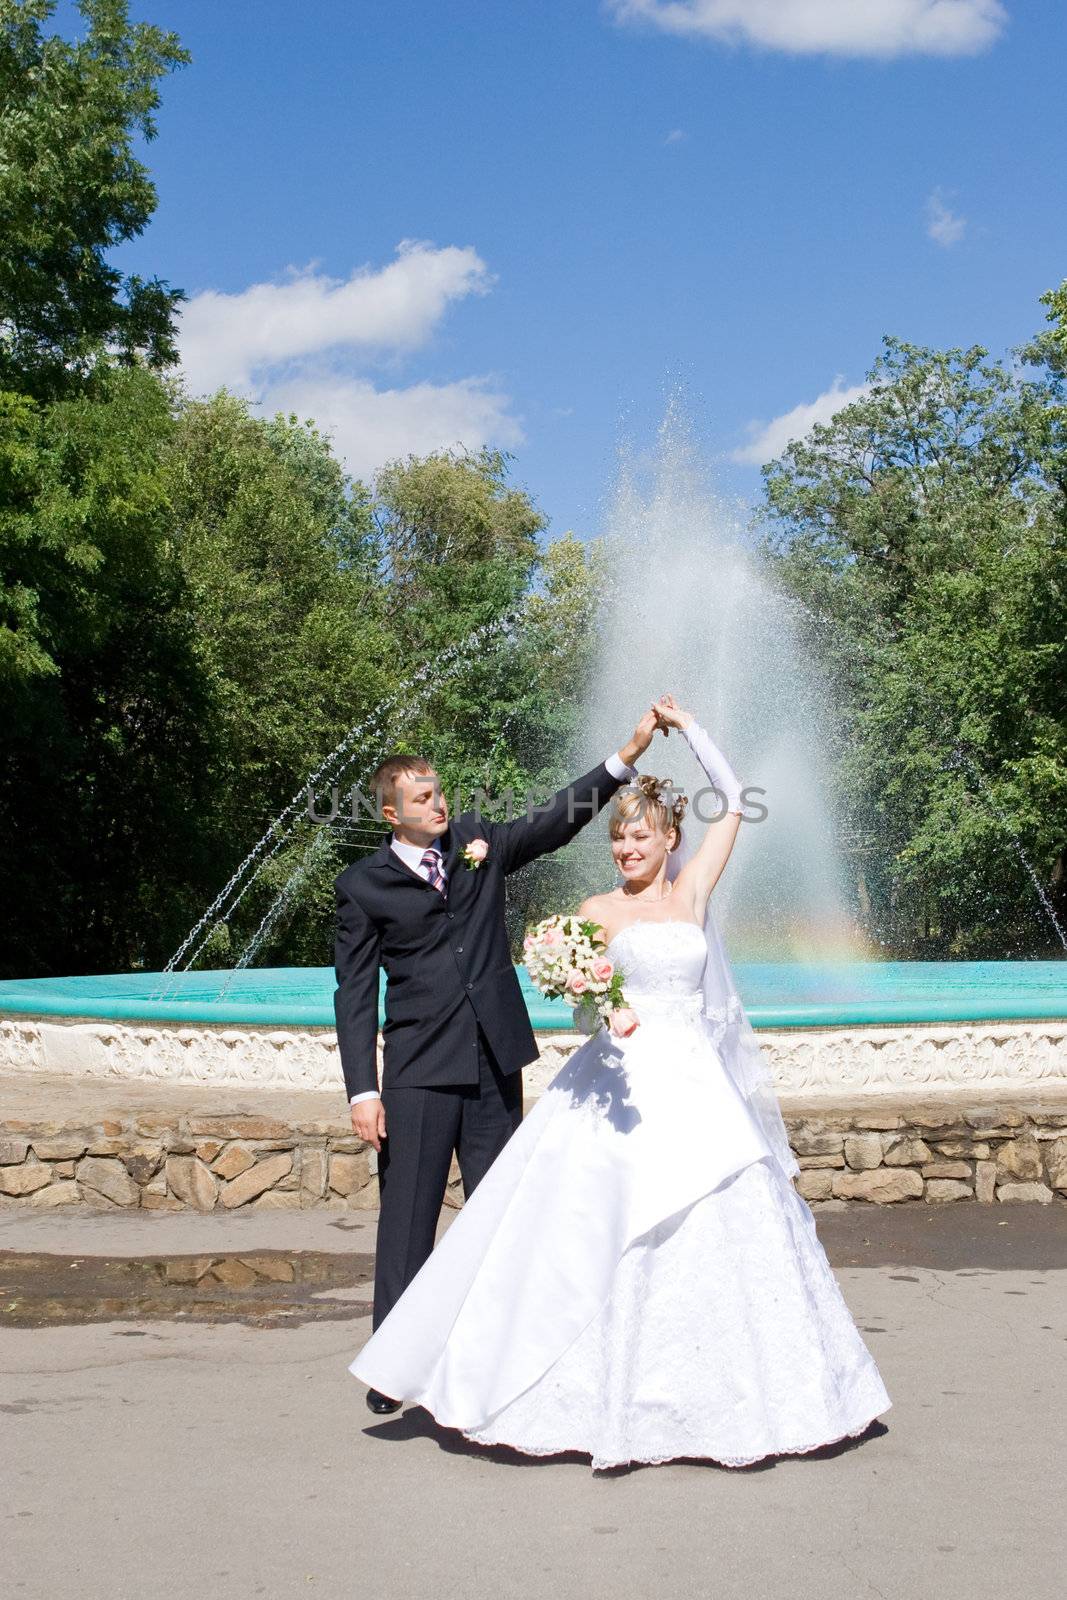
[61,0,1067,537]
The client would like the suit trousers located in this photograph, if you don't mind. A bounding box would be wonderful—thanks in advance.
[372,1024,524,1331]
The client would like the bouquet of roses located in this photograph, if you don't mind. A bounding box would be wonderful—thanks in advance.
[522,914,627,1028]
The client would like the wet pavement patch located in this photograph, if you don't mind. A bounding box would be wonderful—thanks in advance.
[813,1199,1067,1270]
[2,1203,1064,1331]
[0,1250,374,1329]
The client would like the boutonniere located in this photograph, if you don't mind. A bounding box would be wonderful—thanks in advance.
[462,839,489,870]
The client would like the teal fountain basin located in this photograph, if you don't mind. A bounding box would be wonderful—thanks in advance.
[1,961,1065,1030]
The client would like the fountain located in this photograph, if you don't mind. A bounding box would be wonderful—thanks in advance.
[579,395,857,962]
[1,407,1065,1211]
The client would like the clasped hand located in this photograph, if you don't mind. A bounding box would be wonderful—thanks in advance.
[625,693,691,763]
[651,692,691,733]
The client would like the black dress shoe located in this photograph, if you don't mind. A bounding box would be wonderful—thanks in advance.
[366,1388,402,1415]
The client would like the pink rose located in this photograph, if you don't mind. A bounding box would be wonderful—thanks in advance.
[463,838,489,870]
[543,927,563,947]
[608,1007,639,1039]
[591,957,614,982]
[566,969,589,995]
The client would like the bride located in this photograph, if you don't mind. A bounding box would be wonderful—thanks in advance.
[349,696,891,1471]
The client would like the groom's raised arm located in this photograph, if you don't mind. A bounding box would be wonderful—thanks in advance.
[488,717,655,875]
[333,876,382,1100]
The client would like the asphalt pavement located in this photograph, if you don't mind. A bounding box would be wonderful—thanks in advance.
[2,1200,1064,1600]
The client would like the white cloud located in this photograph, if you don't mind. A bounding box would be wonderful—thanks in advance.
[925,187,967,246]
[176,241,520,476]
[264,372,522,480]
[664,127,688,143]
[732,376,870,465]
[179,241,491,394]
[608,0,1007,58]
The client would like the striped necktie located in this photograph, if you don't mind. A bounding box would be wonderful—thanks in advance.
[420,848,446,894]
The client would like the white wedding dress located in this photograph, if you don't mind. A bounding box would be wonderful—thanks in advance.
[350,919,891,1471]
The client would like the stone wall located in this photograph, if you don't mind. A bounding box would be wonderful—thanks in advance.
[0,1110,381,1213]
[785,1099,1067,1205]
[3,1091,1065,1211]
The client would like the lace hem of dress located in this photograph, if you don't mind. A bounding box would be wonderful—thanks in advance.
[702,993,744,1047]
[458,1408,888,1474]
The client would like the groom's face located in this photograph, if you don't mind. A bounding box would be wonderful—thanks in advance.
[386,768,449,840]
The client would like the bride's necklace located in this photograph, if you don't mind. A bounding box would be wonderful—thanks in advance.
[618,880,674,911]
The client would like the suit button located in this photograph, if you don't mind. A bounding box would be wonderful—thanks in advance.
[456,946,463,953]
[447,912,454,920]
[466,982,473,990]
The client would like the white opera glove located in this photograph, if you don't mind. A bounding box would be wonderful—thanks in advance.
[681,718,744,816]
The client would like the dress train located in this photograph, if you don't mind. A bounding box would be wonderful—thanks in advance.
[350,921,891,1470]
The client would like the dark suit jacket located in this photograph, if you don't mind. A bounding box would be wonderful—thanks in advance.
[332,760,627,1098]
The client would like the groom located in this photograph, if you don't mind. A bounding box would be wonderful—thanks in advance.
[334,713,659,1411]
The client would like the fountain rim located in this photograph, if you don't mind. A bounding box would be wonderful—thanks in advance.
[0,960,1065,1031]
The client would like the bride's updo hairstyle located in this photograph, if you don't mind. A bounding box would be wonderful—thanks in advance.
[608,774,688,855]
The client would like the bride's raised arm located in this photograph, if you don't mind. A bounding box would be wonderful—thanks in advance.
[655,695,745,920]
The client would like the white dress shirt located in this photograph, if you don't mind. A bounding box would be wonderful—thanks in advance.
[349,751,636,1104]
[391,836,445,878]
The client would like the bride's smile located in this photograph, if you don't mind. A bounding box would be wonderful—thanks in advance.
[614,823,672,881]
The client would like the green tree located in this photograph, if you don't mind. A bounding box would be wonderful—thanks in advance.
[1029,278,1067,380]
[0,0,188,397]
[0,2,606,978]
[281,450,601,966]
[161,393,387,970]
[170,394,382,802]
[759,333,1067,958]
[368,448,596,815]
[0,366,215,974]
[164,436,603,971]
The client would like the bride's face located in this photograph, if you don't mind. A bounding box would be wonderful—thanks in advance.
[611,818,676,884]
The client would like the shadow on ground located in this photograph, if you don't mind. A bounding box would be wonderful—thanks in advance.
[362,1400,890,1475]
